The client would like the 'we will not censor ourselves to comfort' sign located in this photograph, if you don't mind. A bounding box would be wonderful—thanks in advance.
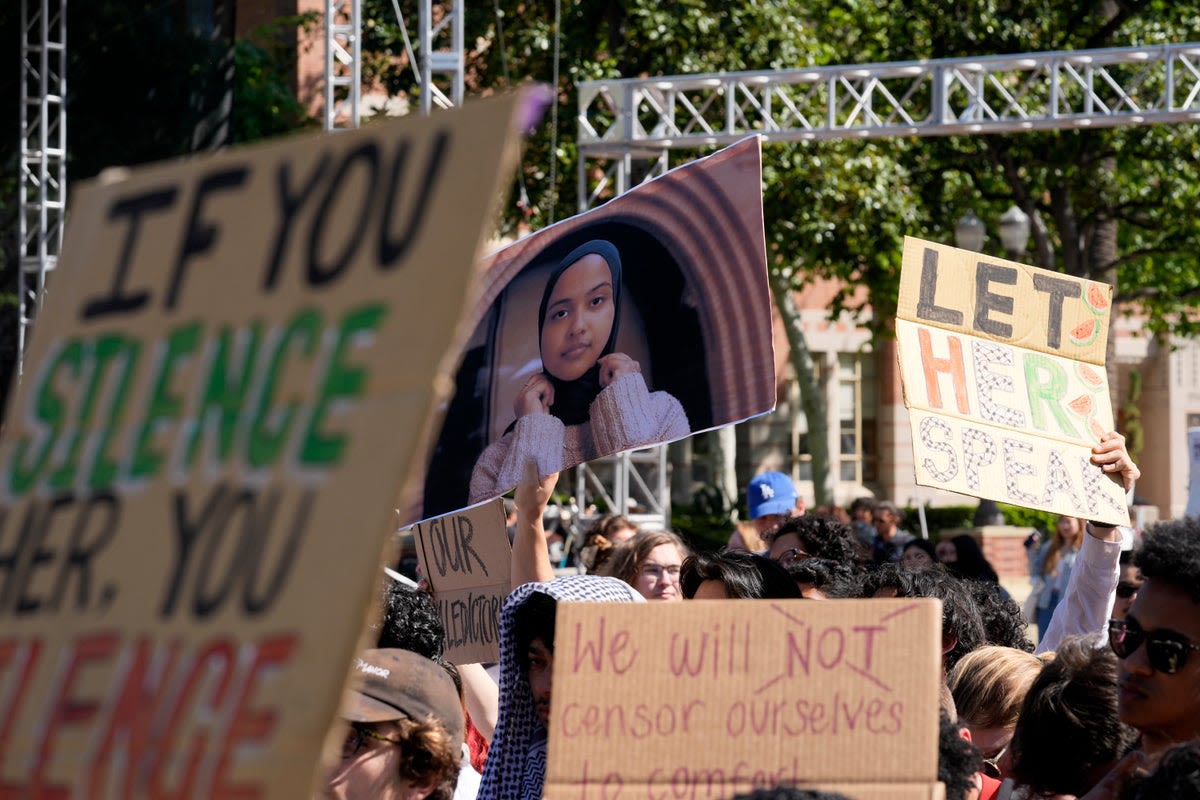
[0,93,533,798]
[544,600,944,800]
[896,236,1129,526]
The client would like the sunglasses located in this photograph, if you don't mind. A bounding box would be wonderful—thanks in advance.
[774,546,811,568]
[1115,581,1141,599]
[341,722,402,760]
[980,743,1008,780]
[1108,618,1200,675]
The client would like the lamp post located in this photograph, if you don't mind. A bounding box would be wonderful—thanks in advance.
[954,210,1018,528]
[998,204,1031,260]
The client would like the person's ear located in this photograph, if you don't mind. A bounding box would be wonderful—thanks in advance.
[402,774,438,800]
[941,633,958,657]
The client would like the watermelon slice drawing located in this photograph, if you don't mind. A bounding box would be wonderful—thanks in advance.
[1069,318,1099,346]
[1067,394,1094,417]
[1076,362,1105,392]
[1084,281,1111,315]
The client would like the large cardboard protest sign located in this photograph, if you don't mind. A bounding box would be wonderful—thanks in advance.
[897,237,1129,526]
[544,600,944,800]
[409,137,773,523]
[411,498,510,663]
[0,94,530,797]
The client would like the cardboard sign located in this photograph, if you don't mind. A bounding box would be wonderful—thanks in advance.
[897,237,1129,526]
[0,94,530,798]
[409,136,774,523]
[543,600,944,800]
[411,498,511,663]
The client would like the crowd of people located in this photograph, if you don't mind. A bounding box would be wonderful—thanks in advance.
[317,431,1200,800]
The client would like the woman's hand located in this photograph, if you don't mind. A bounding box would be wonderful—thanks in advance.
[514,373,554,417]
[1091,431,1141,492]
[598,352,641,388]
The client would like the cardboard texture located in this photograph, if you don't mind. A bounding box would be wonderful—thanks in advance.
[896,236,1129,526]
[410,136,774,524]
[0,94,528,798]
[544,599,944,800]
[411,498,511,663]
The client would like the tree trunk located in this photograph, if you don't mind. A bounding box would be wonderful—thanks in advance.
[770,271,833,507]
[707,426,739,521]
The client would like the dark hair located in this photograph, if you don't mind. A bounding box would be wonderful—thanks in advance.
[849,497,876,516]
[860,564,984,672]
[945,534,1001,584]
[968,580,1034,652]
[375,582,445,658]
[785,558,864,598]
[902,537,938,564]
[594,514,638,542]
[681,550,802,599]
[731,788,855,800]
[938,710,983,800]
[1009,636,1139,797]
[1122,739,1200,799]
[1135,516,1200,602]
[392,714,462,800]
[770,515,859,564]
[534,239,623,426]
[513,593,558,664]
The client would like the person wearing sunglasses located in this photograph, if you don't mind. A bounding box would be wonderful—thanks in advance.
[1111,550,1142,622]
[321,649,464,800]
[1108,515,1200,756]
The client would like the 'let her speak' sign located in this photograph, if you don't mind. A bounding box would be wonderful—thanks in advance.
[896,236,1128,525]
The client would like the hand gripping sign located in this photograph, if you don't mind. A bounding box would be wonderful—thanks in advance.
[896,236,1129,526]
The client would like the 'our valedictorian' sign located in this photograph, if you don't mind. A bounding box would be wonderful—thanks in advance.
[0,93,531,798]
[896,236,1129,526]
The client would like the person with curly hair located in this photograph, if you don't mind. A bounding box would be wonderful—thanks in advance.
[767,514,859,568]
[861,564,985,676]
[968,580,1034,652]
[680,550,801,600]
[1110,515,1200,755]
[322,649,464,800]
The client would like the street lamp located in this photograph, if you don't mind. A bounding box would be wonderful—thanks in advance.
[998,204,1031,259]
[955,212,987,252]
[954,210,1013,528]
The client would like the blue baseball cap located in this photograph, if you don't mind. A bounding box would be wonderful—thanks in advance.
[747,471,798,520]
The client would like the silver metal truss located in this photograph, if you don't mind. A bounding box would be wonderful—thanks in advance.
[574,447,671,535]
[325,0,362,130]
[577,42,1200,209]
[419,0,465,112]
[18,0,67,373]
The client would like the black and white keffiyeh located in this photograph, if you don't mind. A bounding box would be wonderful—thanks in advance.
[478,575,643,800]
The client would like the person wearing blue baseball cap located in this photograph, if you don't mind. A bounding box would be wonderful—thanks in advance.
[746,471,802,538]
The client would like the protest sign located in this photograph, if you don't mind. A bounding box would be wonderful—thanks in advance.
[896,236,1129,526]
[543,599,944,800]
[410,136,773,523]
[0,92,533,798]
[411,498,510,663]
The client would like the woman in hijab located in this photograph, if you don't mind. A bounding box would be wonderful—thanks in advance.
[470,240,689,502]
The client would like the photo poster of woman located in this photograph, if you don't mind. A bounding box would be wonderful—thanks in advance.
[404,136,775,525]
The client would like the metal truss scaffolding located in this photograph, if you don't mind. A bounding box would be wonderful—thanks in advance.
[18,0,67,372]
[325,0,362,130]
[419,0,465,112]
[577,42,1200,209]
[575,42,1200,526]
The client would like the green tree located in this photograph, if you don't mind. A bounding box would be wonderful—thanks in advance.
[358,1,1200,504]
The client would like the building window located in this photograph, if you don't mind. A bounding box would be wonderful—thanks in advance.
[838,352,877,484]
